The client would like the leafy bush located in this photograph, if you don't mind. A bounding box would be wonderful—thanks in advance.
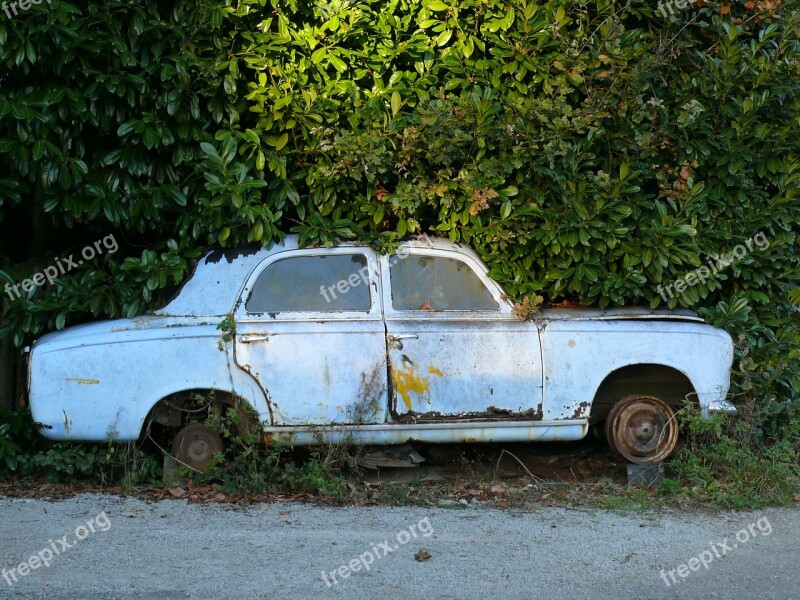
[0,423,20,470]
[195,401,348,498]
[670,405,800,508]
[0,409,161,486]
[0,0,798,445]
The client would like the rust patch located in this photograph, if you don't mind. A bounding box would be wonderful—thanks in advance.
[263,431,294,445]
[395,406,543,423]
[570,401,591,419]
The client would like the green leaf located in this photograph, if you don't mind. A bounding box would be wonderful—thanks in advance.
[391,91,402,116]
[200,142,219,158]
[274,133,289,151]
[427,1,449,11]
[436,29,452,47]
[328,54,347,73]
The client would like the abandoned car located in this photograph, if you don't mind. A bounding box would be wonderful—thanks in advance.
[26,235,736,468]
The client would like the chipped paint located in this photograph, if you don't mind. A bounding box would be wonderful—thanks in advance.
[65,378,100,385]
[570,400,592,419]
[392,365,443,411]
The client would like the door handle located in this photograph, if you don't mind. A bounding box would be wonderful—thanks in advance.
[389,334,418,349]
[239,334,270,344]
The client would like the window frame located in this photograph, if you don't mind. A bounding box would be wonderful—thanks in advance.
[380,247,514,320]
[237,248,382,322]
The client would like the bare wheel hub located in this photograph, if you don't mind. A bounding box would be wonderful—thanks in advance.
[172,422,223,471]
[605,395,678,464]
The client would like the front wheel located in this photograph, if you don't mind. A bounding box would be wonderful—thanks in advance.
[604,395,678,464]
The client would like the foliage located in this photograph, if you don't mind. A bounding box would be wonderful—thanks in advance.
[669,405,800,508]
[0,423,20,470]
[0,0,798,441]
[196,402,348,497]
[0,409,161,486]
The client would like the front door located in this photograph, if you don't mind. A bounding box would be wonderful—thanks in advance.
[234,248,388,425]
[381,248,543,420]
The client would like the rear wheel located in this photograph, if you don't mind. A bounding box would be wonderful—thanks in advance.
[172,422,223,471]
[605,395,678,464]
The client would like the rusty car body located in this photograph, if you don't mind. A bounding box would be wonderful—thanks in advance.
[26,235,736,466]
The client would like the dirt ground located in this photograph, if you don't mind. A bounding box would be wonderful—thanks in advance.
[0,438,658,511]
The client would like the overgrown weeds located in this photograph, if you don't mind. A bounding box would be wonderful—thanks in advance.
[3,400,800,510]
[665,403,800,508]
[0,408,161,489]
[190,402,349,499]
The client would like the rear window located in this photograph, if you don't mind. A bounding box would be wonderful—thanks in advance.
[246,254,371,312]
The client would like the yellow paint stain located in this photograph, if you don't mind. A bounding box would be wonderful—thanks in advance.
[392,365,443,411]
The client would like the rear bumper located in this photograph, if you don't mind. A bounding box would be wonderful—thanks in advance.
[706,397,738,416]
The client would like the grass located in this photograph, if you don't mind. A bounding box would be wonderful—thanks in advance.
[1,403,799,510]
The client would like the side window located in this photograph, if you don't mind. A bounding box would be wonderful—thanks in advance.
[246,254,371,313]
[390,255,499,311]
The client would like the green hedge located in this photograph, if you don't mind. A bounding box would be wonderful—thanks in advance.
[0,0,798,436]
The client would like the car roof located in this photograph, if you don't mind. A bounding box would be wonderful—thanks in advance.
[157,234,475,317]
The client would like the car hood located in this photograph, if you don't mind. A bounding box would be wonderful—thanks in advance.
[540,307,705,323]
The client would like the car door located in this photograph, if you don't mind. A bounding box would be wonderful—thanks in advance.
[234,248,388,425]
[380,247,544,420]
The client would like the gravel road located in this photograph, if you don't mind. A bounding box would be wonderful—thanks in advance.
[0,494,798,599]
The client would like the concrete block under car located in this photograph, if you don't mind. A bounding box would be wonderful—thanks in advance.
[162,454,180,486]
[627,462,664,487]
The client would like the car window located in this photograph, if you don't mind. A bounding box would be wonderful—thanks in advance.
[246,254,371,312]
[389,254,499,311]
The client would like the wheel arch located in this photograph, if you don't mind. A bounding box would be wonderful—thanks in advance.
[589,363,697,425]
[138,387,266,440]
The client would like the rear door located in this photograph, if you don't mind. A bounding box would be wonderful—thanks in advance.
[234,248,388,425]
[380,248,543,421]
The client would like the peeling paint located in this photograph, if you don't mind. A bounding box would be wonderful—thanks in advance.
[392,365,443,411]
[396,405,543,423]
[64,378,100,385]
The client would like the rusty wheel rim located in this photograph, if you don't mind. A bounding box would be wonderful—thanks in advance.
[172,422,223,471]
[607,396,677,464]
